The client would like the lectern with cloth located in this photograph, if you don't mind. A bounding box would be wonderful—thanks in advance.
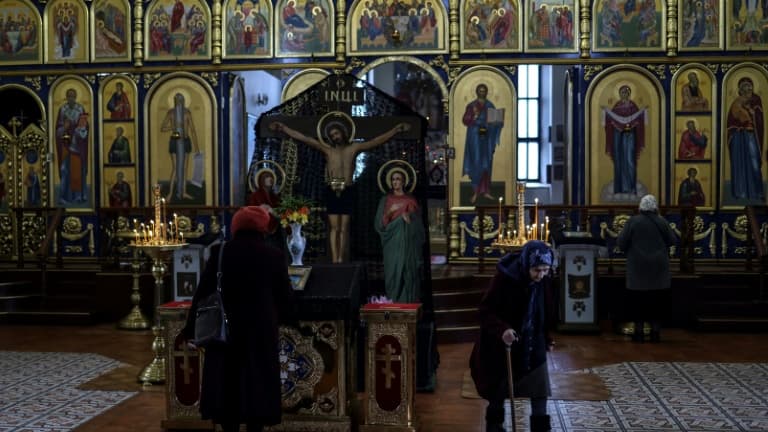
[159,263,363,432]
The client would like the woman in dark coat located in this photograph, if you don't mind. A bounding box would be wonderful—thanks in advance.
[617,194,676,343]
[469,240,556,432]
[183,205,294,432]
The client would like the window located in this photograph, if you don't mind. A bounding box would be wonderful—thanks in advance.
[517,64,540,181]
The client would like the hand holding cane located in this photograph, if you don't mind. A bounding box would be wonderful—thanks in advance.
[505,343,517,432]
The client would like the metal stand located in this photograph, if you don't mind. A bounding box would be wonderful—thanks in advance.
[117,247,151,330]
[135,244,185,386]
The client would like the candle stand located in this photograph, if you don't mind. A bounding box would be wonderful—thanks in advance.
[135,243,186,385]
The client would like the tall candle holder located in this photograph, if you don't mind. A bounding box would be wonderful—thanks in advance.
[131,184,187,386]
[492,181,549,252]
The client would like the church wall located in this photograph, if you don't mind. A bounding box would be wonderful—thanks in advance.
[0,0,764,263]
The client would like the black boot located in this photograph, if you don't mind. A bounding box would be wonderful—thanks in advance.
[485,422,506,432]
[531,414,552,432]
[631,321,644,343]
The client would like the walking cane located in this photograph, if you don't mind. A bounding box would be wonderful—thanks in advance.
[505,344,517,432]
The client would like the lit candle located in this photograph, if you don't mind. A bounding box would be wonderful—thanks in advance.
[545,216,549,241]
[534,198,539,240]
[174,213,179,243]
[540,223,544,241]
[498,197,503,241]
[180,231,184,243]
[160,223,165,243]
[134,229,139,244]
[161,199,167,241]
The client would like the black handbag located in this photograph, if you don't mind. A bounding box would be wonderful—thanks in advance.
[193,242,229,347]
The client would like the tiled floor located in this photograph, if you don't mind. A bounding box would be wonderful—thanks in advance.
[1,325,767,431]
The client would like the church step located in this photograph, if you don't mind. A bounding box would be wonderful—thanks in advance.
[0,310,94,325]
[432,289,484,309]
[695,300,768,317]
[435,325,480,344]
[695,315,768,332]
[0,294,43,313]
[434,307,479,328]
[0,281,37,296]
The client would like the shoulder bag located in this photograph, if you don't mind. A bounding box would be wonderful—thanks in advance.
[193,241,229,347]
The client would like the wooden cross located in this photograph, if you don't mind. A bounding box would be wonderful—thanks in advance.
[172,342,199,385]
[375,343,402,389]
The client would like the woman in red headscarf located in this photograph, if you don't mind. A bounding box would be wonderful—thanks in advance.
[184,206,294,432]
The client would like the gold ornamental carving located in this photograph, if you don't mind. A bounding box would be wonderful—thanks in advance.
[143,73,162,89]
[720,63,734,74]
[24,76,42,91]
[279,326,325,409]
[59,216,95,256]
[212,0,222,64]
[21,215,45,256]
[668,63,681,77]
[448,0,459,59]
[176,215,206,239]
[457,215,500,256]
[579,0,591,58]
[722,215,749,256]
[202,72,219,87]
[449,212,460,259]
[335,0,346,63]
[307,320,339,350]
[665,0,677,56]
[364,320,414,428]
[705,63,719,75]
[599,214,630,254]
[646,64,666,80]
[345,57,366,74]
[134,0,144,67]
[161,309,203,420]
[670,216,717,256]
[0,215,13,256]
[583,65,603,81]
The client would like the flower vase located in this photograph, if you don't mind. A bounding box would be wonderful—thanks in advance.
[287,222,306,266]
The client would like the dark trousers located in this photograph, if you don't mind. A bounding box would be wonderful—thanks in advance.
[626,289,669,327]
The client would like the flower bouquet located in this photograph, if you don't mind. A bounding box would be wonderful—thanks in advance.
[276,195,313,227]
[277,195,314,266]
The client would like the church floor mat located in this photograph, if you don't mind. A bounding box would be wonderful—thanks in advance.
[0,352,137,431]
[462,362,768,432]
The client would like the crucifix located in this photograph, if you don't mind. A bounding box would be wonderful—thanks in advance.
[260,75,421,264]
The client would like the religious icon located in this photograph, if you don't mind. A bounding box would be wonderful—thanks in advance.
[223,0,272,58]
[603,84,647,196]
[52,80,93,208]
[275,0,334,57]
[45,0,89,63]
[91,0,131,62]
[592,0,665,52]
[0,0,42,65]
[145,0,211,60]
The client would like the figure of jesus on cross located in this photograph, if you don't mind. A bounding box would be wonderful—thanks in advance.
[269,111,412,263]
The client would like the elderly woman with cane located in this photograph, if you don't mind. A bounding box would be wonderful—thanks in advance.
[470,240,556,432]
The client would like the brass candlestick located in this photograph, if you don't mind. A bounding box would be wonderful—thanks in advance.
[136,243,185,386]
[132,184,187,386]
[492,181,529,252]
[117,247,151,330]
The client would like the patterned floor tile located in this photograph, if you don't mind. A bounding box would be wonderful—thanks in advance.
[0,352,136,432]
